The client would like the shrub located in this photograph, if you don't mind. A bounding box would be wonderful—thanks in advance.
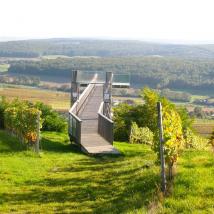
[129,122,154,145]
[0,97,9,129]
[4,105,42,145]
[184,128,208,150]
[34,102,67,132]
[43,114,66,132]
[113,103,146,141]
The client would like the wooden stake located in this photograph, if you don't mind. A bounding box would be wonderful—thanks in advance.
[35,111,40,153]
[157,102,166,193]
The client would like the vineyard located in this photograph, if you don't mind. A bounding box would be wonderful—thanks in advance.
[0,86,213,213]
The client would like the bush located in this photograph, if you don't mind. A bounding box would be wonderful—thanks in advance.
[0,97,8,128]
[113,103,146,141]
[185,128,208,149]
[34,102,67,132]
[4,103,42,145]
[129,122,154,145]
[43,114,66,132]
[1,99,66,132]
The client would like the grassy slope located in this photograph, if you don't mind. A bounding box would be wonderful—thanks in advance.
[0,130,159,213]
[1,130,213,213]
[163,150,214,213]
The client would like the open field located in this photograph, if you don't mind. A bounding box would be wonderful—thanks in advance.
[0,63,10,72]
[193,119,214,137]
[0,86,70,110]
[0,130,213,213]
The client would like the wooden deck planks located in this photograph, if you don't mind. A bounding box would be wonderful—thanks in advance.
[79,85,120,155]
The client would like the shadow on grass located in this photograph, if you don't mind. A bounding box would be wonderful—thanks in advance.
[1,154,159,213]
[41,137,83,155]
[0,130,26,153]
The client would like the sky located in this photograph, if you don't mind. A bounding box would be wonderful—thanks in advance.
[1,0,214,43]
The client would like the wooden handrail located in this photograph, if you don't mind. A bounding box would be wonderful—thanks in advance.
[98,102,113,124]
[98,101,114,144]
[68,73,98,145]
[69,73,98,115]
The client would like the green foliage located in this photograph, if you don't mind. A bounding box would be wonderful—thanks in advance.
[8,55,214,92]
[4,101,41,145]
[34,102,66,132]
[129,122,154,145]
[114,87,184,169]
[113,103,146,141]
[177,107,194,132]
[1,98,66,133]
[184,128,208,149]
[141,88,184,167]
[0,96,9,128]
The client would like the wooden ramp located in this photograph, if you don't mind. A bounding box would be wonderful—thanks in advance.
[78,85,119,155]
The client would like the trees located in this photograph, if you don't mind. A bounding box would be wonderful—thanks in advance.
[8,56,214,92]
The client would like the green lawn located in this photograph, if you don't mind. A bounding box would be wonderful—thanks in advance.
[0,130,159,213]
[0,130,213,213]
[163,150,214,213]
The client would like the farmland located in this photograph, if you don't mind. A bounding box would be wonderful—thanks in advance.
[0,64,10,72]
[0,86,70,110]
[193,119,214,137]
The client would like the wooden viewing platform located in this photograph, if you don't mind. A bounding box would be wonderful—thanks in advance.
[68,72,120,155]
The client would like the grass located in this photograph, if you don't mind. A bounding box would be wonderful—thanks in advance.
[163,150,214,213]
[0,130,159,213]
[0,64,10,72]
[0,86,70,110]
[1,130,214,213]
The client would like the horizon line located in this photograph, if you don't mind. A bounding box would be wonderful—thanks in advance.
[1,36,214,45]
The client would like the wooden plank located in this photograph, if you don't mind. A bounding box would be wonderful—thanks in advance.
[78,84,120,155]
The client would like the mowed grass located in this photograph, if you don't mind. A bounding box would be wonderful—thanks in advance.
[0,64,10,72]
[0,130,159,213]
[0,86,70,110]
[163,150,214,213]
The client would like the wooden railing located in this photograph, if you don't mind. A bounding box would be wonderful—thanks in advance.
[98,102,114,144]
[68,74,98,144]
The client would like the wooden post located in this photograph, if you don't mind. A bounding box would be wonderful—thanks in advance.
[103,72,113,119]
[71,70,78,107]
[35,111,40,153]
[157,102,166,193]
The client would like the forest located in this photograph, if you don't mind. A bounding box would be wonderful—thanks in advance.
[8,56,214,91]
[1,38,214,58]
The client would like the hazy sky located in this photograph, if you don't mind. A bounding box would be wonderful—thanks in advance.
[1,0,214,43]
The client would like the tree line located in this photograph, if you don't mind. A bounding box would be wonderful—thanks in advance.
[8,56,214,91]
[1,39,214,58]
